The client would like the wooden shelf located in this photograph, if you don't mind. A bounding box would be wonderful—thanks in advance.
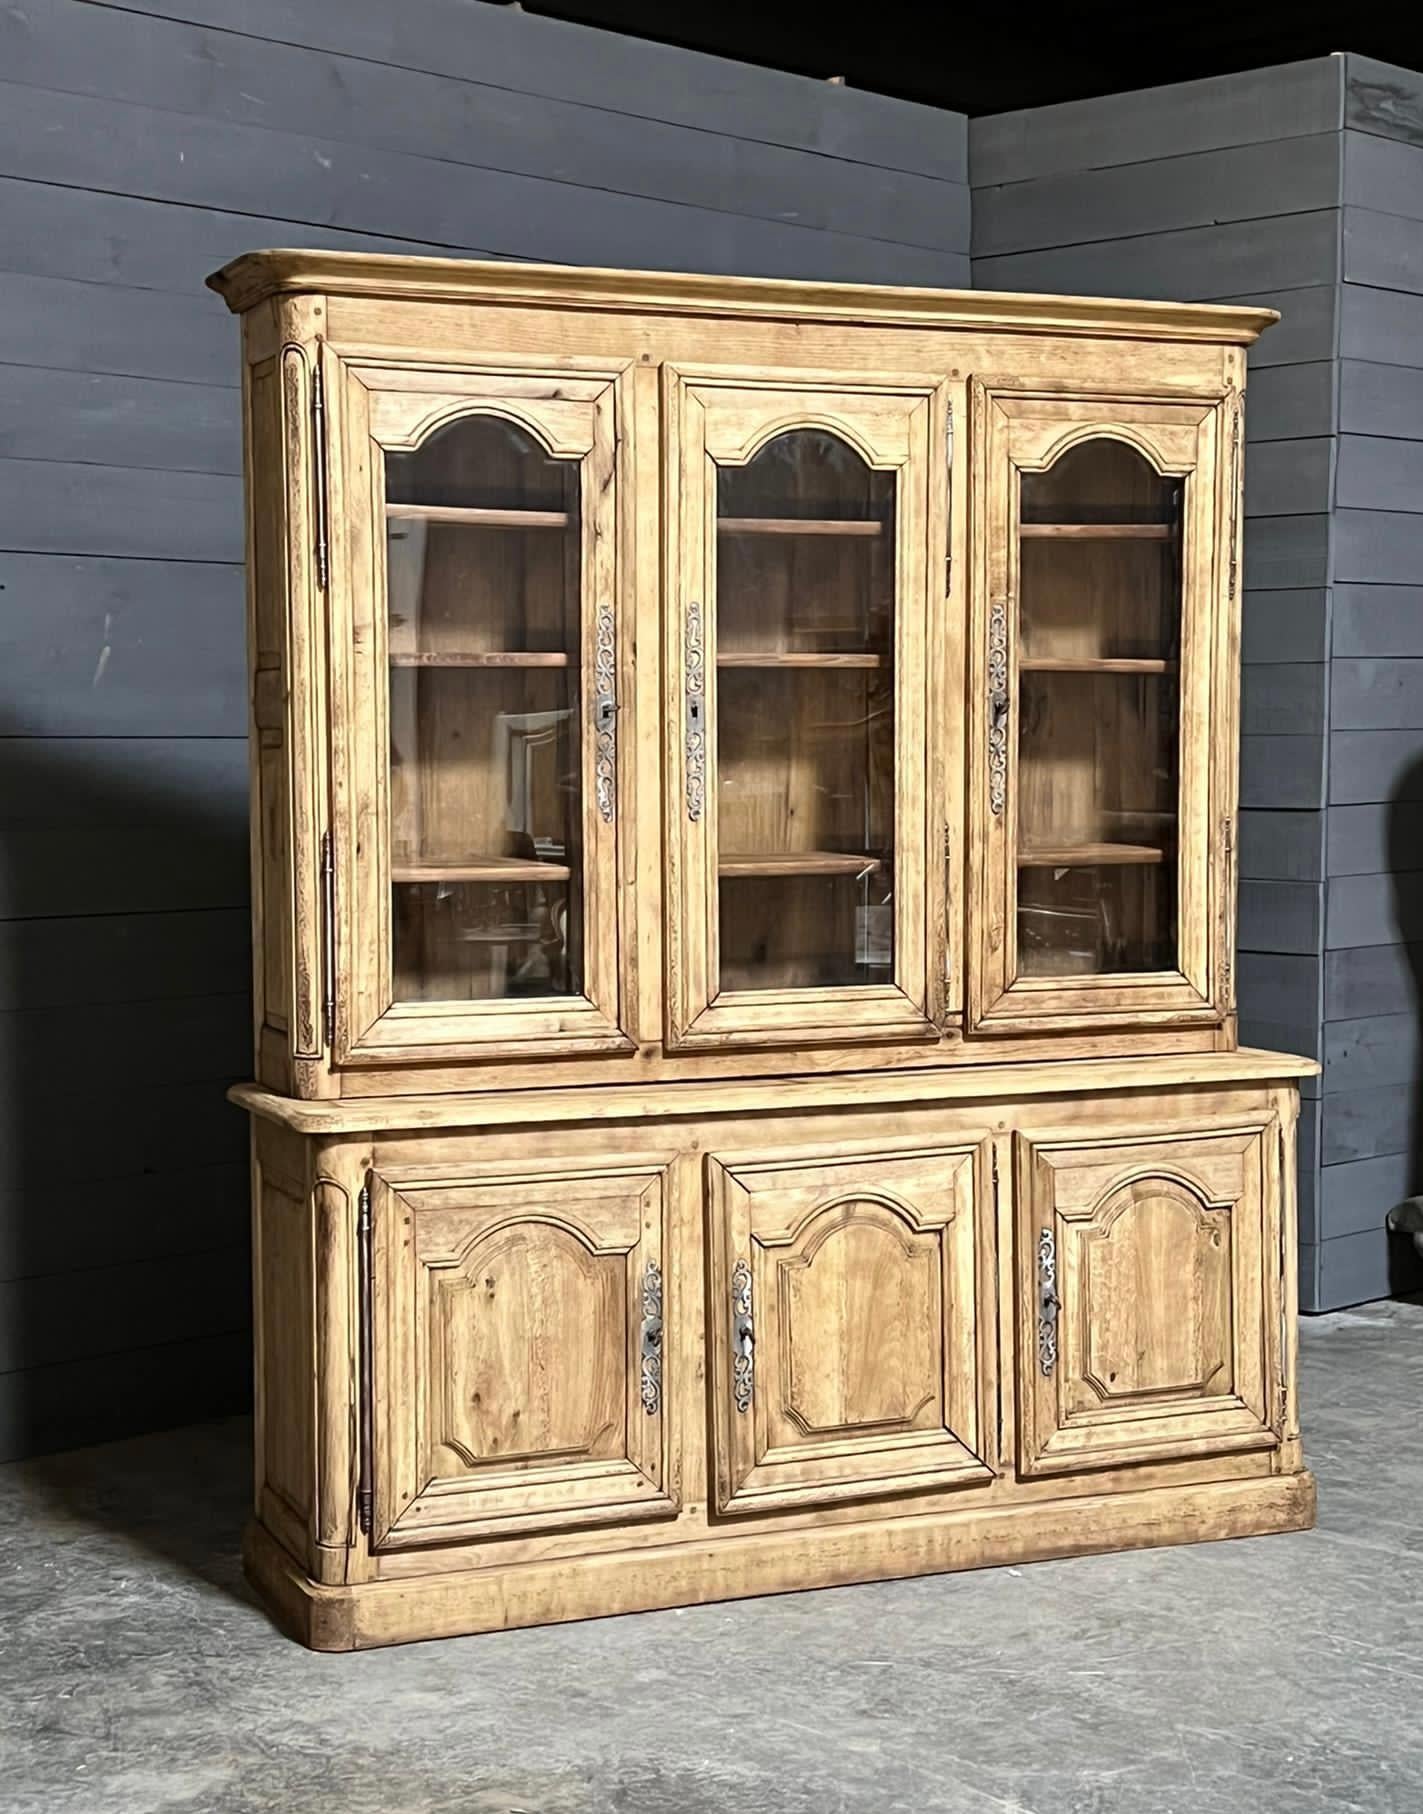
[719,851,885,878]
[717,652,883,669]
[386,504,571,528]
[393,858,572,884]
[717,517,884,538]
[1018,843,1168,868]
[389,651,571,669]
[1019,656,1175,675]
[1019,522,1173,540]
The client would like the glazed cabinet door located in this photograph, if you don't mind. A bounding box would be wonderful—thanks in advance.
[327,355,631,1065]
[968,384,1238,1034]
[708,1144,993,1515]
[1015,1122,1282,1476]
[664,370,945,1050]
[369,1159,675,1548]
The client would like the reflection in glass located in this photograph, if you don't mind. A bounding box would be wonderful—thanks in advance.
[384,415,584,1002]
[1016,439,1182,977]
[713,431,896,991]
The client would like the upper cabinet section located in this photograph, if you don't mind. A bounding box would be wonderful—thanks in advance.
[663,372,944,1051]
[967,385,1239,1036]
[328,359,631,1065]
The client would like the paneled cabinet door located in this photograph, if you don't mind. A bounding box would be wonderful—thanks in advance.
[968,384,1237,1033]
[327,355,631,1065]
[1015,1124,1282,1476]
[370,1161,675,1548]
[664,369,944,1051]
[708,1145,993,1515]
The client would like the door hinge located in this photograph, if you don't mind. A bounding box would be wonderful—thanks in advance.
[320,829,336,1050]
[1228,388,1242,602]
[685,600,706,822]
[945,400,955,595]
[311,355,330,592]
[356,1179,373,1537]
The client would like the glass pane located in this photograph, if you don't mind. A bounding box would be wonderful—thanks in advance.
[1016,439,1182,977]
[384,414,584,1004]
[714,430,895,991]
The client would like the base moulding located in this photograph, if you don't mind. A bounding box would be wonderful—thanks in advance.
[244,1468,1317,1652]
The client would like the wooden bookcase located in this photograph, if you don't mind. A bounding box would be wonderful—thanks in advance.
[210,251,1316,1651]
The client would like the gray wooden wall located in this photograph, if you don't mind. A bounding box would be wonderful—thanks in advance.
[973,53,1423,1310]
[0,0,969,1460]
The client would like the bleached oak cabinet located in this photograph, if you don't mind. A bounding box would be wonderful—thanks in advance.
[211,252,1315,1652]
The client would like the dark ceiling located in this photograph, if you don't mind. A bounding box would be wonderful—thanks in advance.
[517,2,1423,115]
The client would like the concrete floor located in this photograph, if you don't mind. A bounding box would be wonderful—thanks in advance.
[2,1303,1420,1814]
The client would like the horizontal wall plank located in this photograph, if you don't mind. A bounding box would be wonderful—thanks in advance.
[1237,952,1321,1058]
[972,214,1340,315]
[1321,1086,1413,1169]
[1242,514,1330,591]
[0,272,234,385]
[0,993,249,1089]
[970,58,1341,186]
[1334,508,1423,584]
[1241,735,1326,808]
[0,909,249,1012]
[1241,664,1327,735]
[1327,801,1423,874]
[0,737,247,917]
[0,1159,246,1282]
[1315,1224,1423,1310]
[1324,1010,1419,1091]
[0,554,245,737]
[1320,1153,1416,1242]
[1238,879,1323,955]
[1325,941,1423,1018]
[1338,282,1423,365]
[1339,360,1423,435]
[1242,589,1328,664]
[0,1329,249,1462]
[0,1244,249,1375]
[2,0,969,252]
[1239,809,1324,880]
[1298,1241,1320,1312]
[1329,727,1423,804]
[1326,872,1423,949]
[1246,361,1335,441]
[1229,286,1338,369]
[85,0,968,179]
[0,365,240,475]
[1344,131,1423,222]
[1335,434,1423,514]
[972,134,1339,259]
[1331,658,1423,729]
[1332,584,1423,656]
[1243,438,1334,518]
[0,458,242,562]
[0,82,970,287]
[0,174,478,299]
[1346,54,1423,147]
[1343,208,1423,296]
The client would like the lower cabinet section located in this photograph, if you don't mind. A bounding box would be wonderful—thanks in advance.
[243,1065,1312,1649]
[706,1144,993,1515]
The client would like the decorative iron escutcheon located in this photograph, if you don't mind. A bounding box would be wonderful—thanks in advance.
[987,598,1009,815]
[685,600,706,821]
[639,1260,663,1416]
[593,602,617,824]
[1036,1225,1061,1377]
[731,1257,754,1413]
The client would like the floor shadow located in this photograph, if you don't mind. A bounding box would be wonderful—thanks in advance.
[0,710,254,1588]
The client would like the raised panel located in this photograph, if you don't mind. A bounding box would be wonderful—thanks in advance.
[709,1144,993,1516]
[1017,1124,1281,1477]
[372,1161,675,1546]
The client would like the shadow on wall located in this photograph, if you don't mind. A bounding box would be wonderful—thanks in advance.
[1386,752,1423,1293]
[0,719,255,1466]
